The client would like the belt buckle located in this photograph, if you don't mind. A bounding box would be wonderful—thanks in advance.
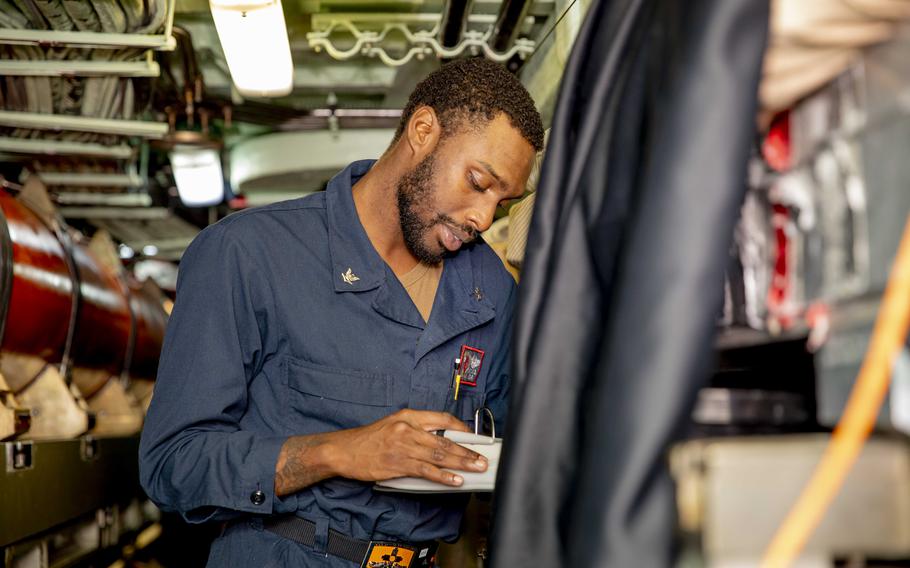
[360,541,436,568]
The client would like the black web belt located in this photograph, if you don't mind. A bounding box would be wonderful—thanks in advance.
[263,515,437,567]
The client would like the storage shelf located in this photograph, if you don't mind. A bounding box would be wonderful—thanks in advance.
[714,325,809,351]
[0,435,141,547]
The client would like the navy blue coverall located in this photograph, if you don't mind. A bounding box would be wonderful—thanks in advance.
[138,160,516,566]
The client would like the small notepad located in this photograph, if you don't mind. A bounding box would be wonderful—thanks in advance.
[374,431,502,493]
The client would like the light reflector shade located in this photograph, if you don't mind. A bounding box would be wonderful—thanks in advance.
[170,147,225,207]
[210,0,294,97]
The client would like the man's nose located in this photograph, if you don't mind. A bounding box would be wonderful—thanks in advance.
[466,204,497,235]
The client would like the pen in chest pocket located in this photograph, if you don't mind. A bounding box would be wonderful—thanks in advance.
[451,357,461,401]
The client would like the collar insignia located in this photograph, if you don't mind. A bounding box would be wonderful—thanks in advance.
[341,267,360,285]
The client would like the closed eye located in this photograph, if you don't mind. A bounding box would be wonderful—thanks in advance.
[468,173,485,193]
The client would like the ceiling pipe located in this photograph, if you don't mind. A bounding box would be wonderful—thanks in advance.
[439,0,474,49]
[490,0,529,53]
[170,26,205,127]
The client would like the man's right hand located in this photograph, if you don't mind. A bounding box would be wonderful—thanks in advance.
[274,409,488,497]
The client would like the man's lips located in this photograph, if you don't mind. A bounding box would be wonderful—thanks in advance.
[440,224,472,252]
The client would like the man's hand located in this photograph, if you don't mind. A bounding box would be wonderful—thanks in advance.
[274,409,488,497]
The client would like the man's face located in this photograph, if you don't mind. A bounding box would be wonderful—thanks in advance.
[396,114,536,265]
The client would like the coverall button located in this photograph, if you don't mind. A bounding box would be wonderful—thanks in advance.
[250,490,266,505]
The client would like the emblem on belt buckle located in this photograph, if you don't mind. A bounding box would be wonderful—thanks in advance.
[362,541,435,568]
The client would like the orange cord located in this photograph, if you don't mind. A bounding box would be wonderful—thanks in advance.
[761,213,910,568]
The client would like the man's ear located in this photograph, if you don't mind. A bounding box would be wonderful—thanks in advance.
[405,106,441,159]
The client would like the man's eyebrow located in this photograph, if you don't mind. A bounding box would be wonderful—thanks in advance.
[478,161,510,193]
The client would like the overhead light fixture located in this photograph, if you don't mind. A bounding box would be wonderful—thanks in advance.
[170,147,225,207]
[142,245,159,257]
[209,0,294,97]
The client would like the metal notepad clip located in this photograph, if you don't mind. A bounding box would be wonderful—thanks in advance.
[474,406,495,441]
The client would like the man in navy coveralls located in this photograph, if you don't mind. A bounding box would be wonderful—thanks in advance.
[139,58,543,567]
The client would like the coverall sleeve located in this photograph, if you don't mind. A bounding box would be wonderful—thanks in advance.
[483,280,516,437]
[139,224,286,523]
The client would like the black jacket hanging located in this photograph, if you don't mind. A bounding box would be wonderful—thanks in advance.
[490,1,769,567]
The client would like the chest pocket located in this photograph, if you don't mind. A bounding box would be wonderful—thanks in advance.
[445,388,483,423]
[408,335,492,426]
[445,336,488,421]
[286,357,393,434]
[408,384,484,427]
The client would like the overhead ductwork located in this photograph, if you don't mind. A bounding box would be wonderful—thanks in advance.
[229,129,395,202]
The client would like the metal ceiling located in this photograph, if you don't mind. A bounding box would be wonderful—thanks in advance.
[5,0,908,264]
[0,0,563,260]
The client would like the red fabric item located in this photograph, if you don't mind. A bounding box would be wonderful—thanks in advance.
[763,111,792,172]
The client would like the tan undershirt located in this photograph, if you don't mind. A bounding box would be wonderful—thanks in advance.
[399,261,443,323]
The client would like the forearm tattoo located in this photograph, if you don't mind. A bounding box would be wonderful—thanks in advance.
[274,434,333,496]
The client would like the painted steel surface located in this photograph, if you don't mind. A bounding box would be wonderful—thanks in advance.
[0,192,165,380]
[0,193,72,362]
[128,279,168,379]
[69,244,131,374]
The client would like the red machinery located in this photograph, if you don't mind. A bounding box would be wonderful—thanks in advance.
[0,191,167,382]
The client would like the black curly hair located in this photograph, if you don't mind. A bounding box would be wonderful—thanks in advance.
[392,58,544,152]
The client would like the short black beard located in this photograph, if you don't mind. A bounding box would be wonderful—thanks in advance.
[396,153,449,265]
